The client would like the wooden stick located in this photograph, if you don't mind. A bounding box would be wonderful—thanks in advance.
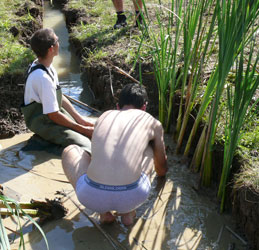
[216,225,224,245]
[107,62,140,84]
[0,208,39,217]
[225,225,247,245]
[4,226,20,235]
[0,202,34,209]
[64,94,101,115]
[108,68,115,98]
[1,163,70,184]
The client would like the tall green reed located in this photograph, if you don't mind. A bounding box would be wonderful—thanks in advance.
[200,0,259,189]
[218,45,259,212]
[136,0,259,210]
[139,0,184,130]
[138,0,217,134]
[175,0,217,153]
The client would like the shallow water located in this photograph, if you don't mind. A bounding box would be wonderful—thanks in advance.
[43,1,94,116]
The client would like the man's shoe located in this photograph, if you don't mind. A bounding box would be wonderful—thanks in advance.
[113,12,127,29]
[113,19,127,29]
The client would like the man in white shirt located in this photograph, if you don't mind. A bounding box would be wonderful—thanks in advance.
[21,28,93,153]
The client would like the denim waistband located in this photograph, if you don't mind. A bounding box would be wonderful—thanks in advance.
[84,173,146,191]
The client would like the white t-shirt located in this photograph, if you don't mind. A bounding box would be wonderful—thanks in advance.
[24,60,60,114]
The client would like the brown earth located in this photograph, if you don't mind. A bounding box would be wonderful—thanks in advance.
[0,0,258,249]
[232,187,259,250]
[0,73,27,139]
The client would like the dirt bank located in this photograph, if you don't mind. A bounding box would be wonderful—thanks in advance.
[62,3,159,115]
[0,0,42,139]
[232,187,259,250]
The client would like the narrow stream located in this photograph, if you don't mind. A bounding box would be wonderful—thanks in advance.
[43,1,94,116]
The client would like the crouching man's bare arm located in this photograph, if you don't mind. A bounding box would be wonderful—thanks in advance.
[152,121,168,177]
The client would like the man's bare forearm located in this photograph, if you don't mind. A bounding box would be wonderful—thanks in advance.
[154,155,168,177]
[62,95,94,126]
[48,111,93,138]
[61,95,82,122]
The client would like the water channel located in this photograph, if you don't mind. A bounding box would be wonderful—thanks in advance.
[43,1,94,116]
[0,1,248,249]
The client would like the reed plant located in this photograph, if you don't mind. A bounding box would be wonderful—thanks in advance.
[138,0,184,129]
[138,0,259,209]
[0,195,49,250]
[139,0,218,133]
[218,45,259,212]
[200,0,259,190]
[175,0,217,152]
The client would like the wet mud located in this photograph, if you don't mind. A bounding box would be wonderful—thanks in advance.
[0,134,249,250]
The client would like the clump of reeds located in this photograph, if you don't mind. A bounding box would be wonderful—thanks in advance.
[217,44,259,211]
[137,0,259,211]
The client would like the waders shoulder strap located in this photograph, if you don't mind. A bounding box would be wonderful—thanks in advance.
[21,64,55,108]
[26,64,54,82]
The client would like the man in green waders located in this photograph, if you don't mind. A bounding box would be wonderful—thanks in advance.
[21,28,93,154]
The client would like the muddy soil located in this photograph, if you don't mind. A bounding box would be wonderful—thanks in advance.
[0,73,27,139]
[232,187,259,250]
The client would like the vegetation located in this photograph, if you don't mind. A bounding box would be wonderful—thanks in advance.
[67,0,259,211]
[0,0,258,218]
[235,164,259,191]
[0,0,36,75]
[0,195,49,250]
[68,0,155,65]
[138,0,259,211]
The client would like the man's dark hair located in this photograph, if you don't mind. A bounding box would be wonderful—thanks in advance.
[118,83,148,109]
[30,28,56,58]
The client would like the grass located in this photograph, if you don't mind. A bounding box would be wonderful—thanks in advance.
[0,42,33,75]
[68,0,160,66]
[235,165,259,191]
[0,0,35,75]
[240,121,259,154]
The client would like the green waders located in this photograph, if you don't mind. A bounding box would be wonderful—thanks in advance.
[21,87,91,153]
